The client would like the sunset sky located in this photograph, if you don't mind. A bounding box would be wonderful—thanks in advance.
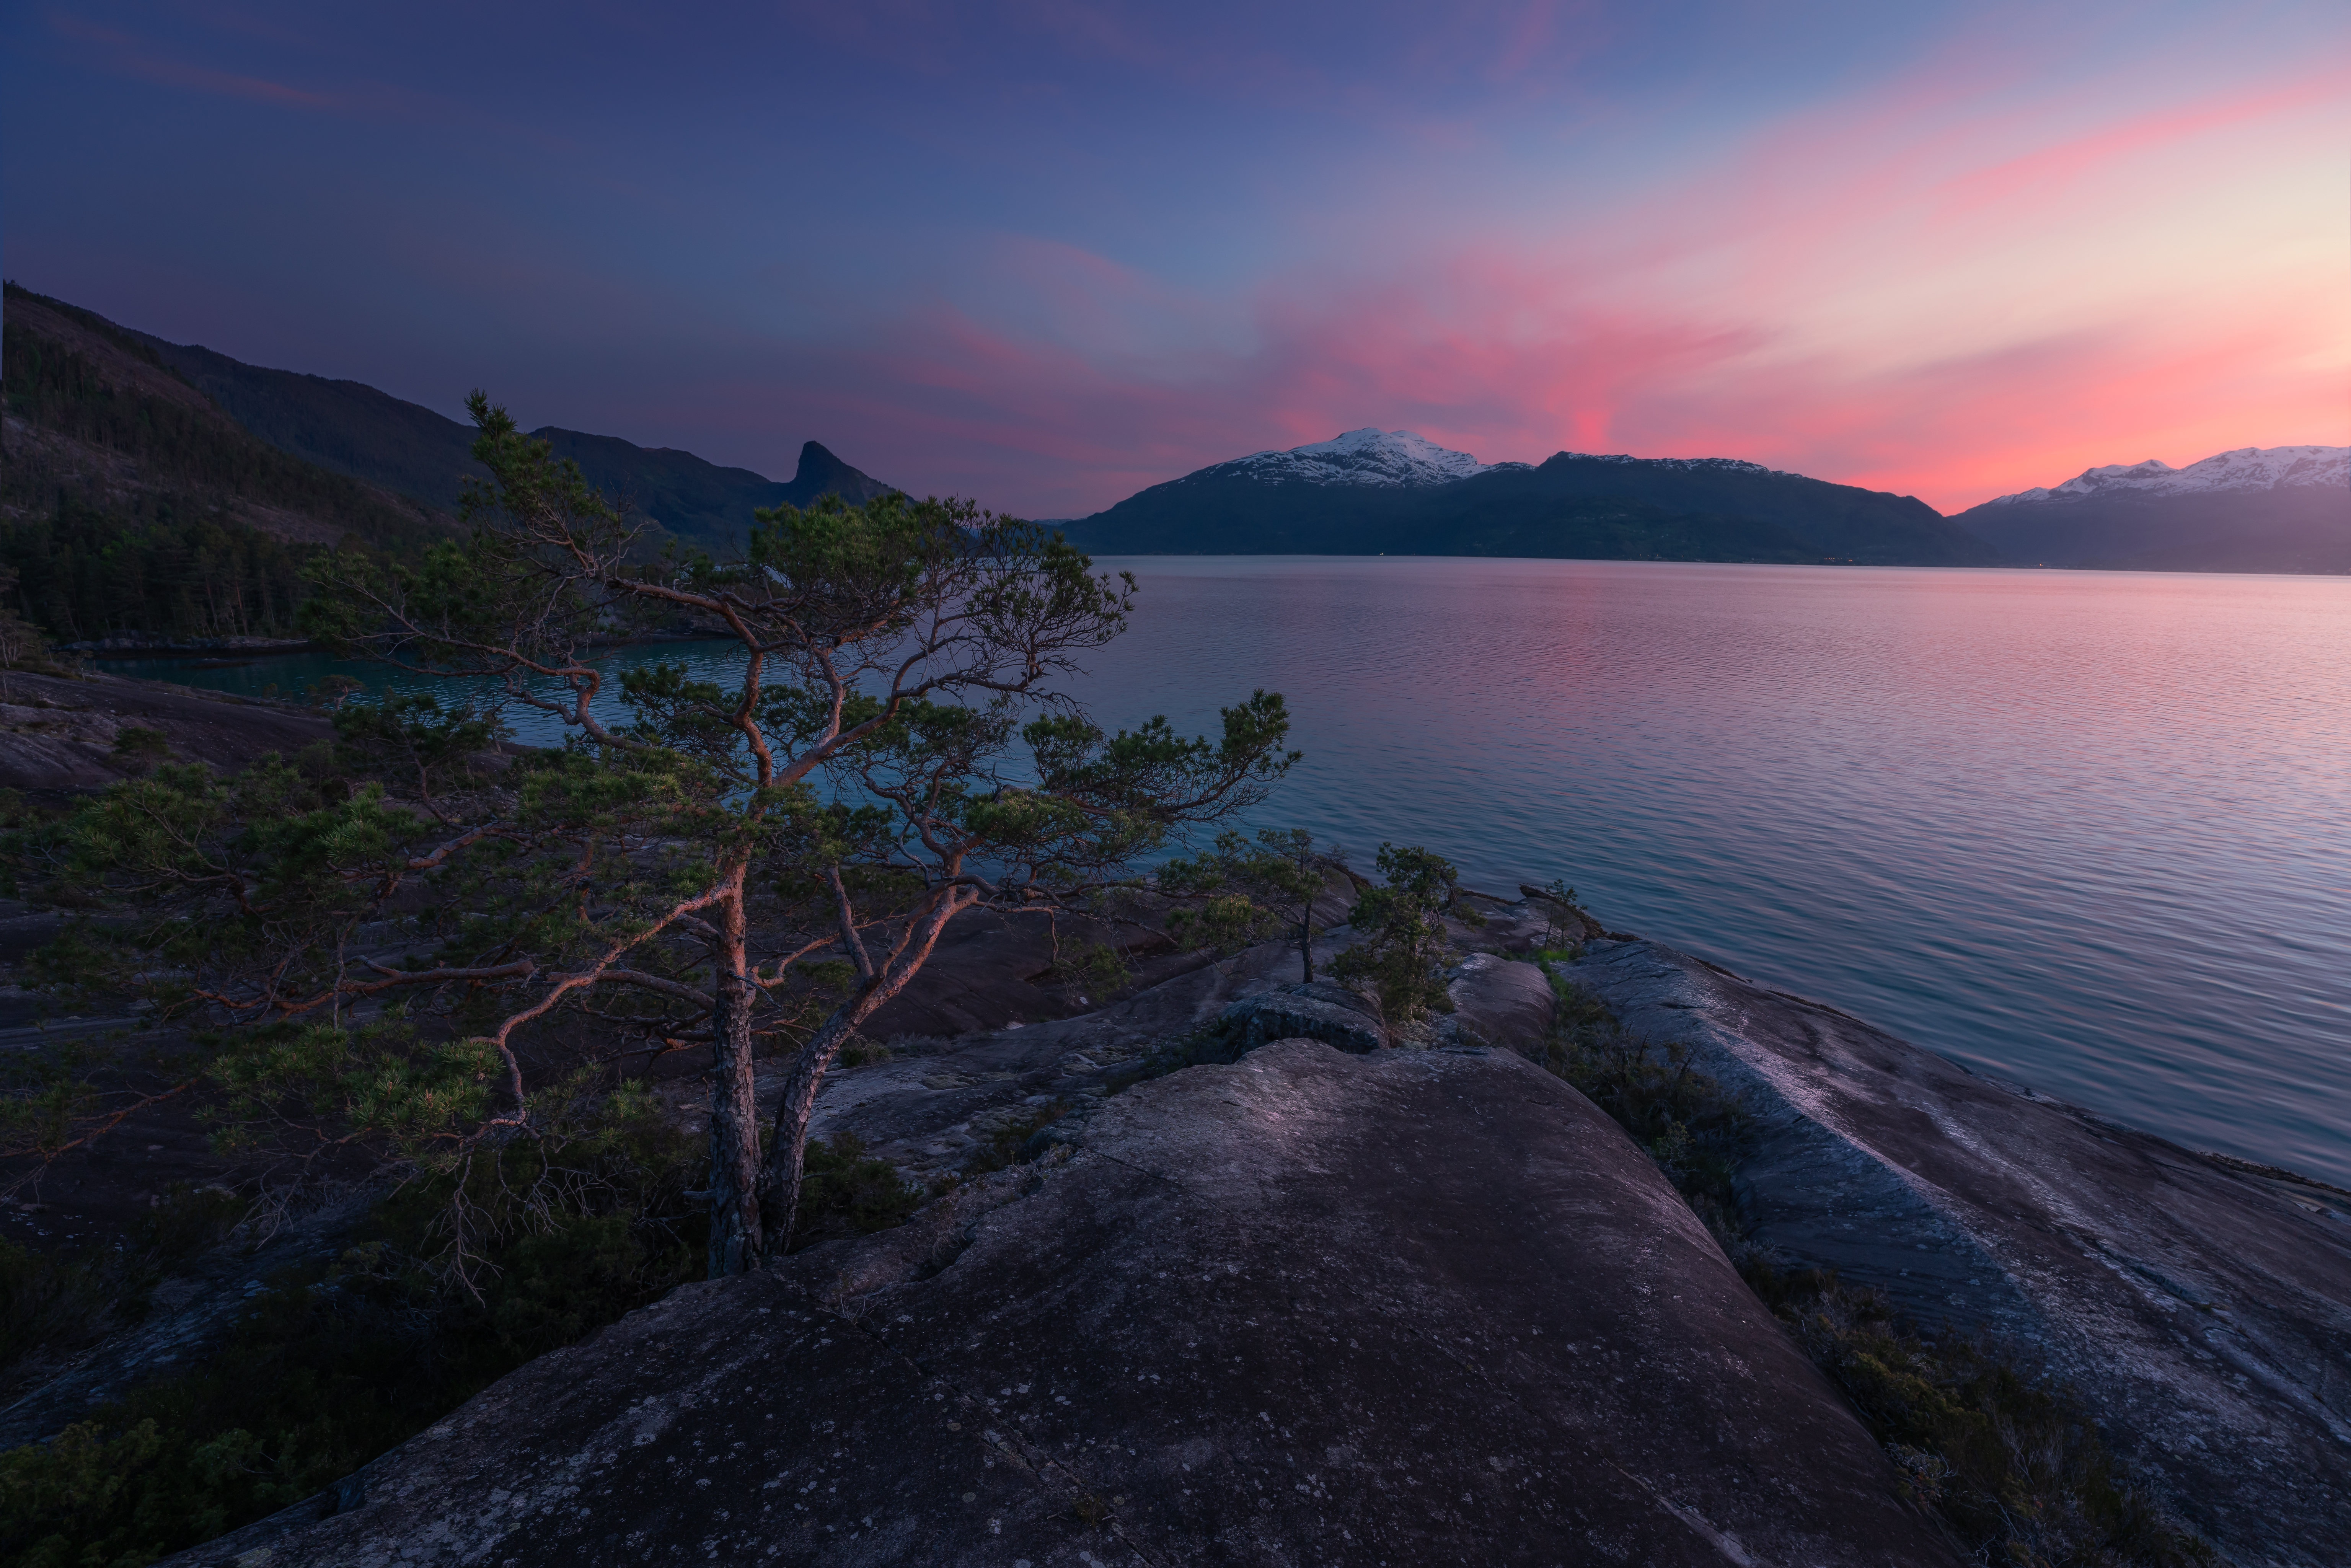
[4,0,2345,518]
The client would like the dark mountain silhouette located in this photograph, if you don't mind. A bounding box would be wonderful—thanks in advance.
[128,331,893,551]
[1,285,901,639]
[1,283,457,640]
[1058,431,1995,566]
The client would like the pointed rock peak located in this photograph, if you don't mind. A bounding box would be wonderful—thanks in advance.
[781,441,895,506]
[792,440,847,482]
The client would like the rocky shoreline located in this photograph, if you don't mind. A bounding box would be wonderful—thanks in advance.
[1,674,2342,1565]
[142,893,2349,1567]
[58,636,320,657]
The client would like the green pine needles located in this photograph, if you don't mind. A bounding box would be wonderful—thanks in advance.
[2,392,1296,1287]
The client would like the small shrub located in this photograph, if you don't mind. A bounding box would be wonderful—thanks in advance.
[838,1038,892,1068]
[0,790,40,831]
[1334,843,1477,1021]
[1530,877,1587,948]
[794,1132,922,1248]
[1542,983,1749,1244]
[1160,828,1349,984]
[0,1239,116,1375]
[1055,939,1132,1002]
[0,1103,706,1566]
[109,727,172,771]
[959,1101,1071,1178]
[0,1187,245,1376]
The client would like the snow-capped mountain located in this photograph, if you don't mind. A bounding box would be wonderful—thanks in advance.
[1063,435,1986,564]
[1984,446,2348,506]
[1215,429,1527,489]
[1954,445,2349,572]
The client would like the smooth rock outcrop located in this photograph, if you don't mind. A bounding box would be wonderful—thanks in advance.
[170,1038,1958,1566]
[738,931,1366,1191]
[0,670,330,793]
[1443,952,1555,1057]
[1562,938,2351,1567]
[1219,980,1389,1054]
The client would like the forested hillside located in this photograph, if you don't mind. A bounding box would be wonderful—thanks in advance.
[0,284,453,642]
[140,330,895,551]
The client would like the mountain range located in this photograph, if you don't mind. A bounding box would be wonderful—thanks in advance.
[135,331,893,552]
[1949,447,2349,572]
[1057,429,1994,565]
[7,284,2344,635]
[1060,428,2346,572]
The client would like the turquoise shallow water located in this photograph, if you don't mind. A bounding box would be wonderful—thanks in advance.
[108,557,2351,1186]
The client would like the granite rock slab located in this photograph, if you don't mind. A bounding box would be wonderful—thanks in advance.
[1562,937,2351,1567]
[168,1038,1957,1568]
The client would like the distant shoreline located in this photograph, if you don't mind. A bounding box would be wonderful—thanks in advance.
[71,629,730,661]
[1076,551,2351,577]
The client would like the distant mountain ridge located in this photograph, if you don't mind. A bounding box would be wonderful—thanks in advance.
[1983,446,2347,506]
[1063,429,1992,566]
[1953,445,2348,572]
[131,333,893,551]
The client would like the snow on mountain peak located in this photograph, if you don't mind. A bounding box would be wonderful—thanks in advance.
[1557,452,1787,478]
[1215,429,1514,488]
[1985,445,2348,506]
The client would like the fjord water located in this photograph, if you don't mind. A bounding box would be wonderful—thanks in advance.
[117,559,2351,1185]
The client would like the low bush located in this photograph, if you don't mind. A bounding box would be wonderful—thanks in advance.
[0,1109,705,1568]
[1542,979,1749,1245]
[958,1101,1071,1180]
[1749,1266,2210,1566]
[1333,844,1476,1021]
[110,727,172,769]
[793,1132,923,1247]
[0,1187,244,1376]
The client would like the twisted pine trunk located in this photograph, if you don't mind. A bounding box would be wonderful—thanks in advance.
[705,877,764,1276]
[756,888,975,1252]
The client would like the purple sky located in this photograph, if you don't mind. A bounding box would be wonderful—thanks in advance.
[5,1,2346,516]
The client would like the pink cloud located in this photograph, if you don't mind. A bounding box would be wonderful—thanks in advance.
[1927,64,2351,225]
[671,214,2340,519]
[580,17,2349,520]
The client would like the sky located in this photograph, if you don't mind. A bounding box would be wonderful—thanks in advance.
[4,0,2347,518]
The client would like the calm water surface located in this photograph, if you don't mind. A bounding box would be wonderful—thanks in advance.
[113,559,2351,1185]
